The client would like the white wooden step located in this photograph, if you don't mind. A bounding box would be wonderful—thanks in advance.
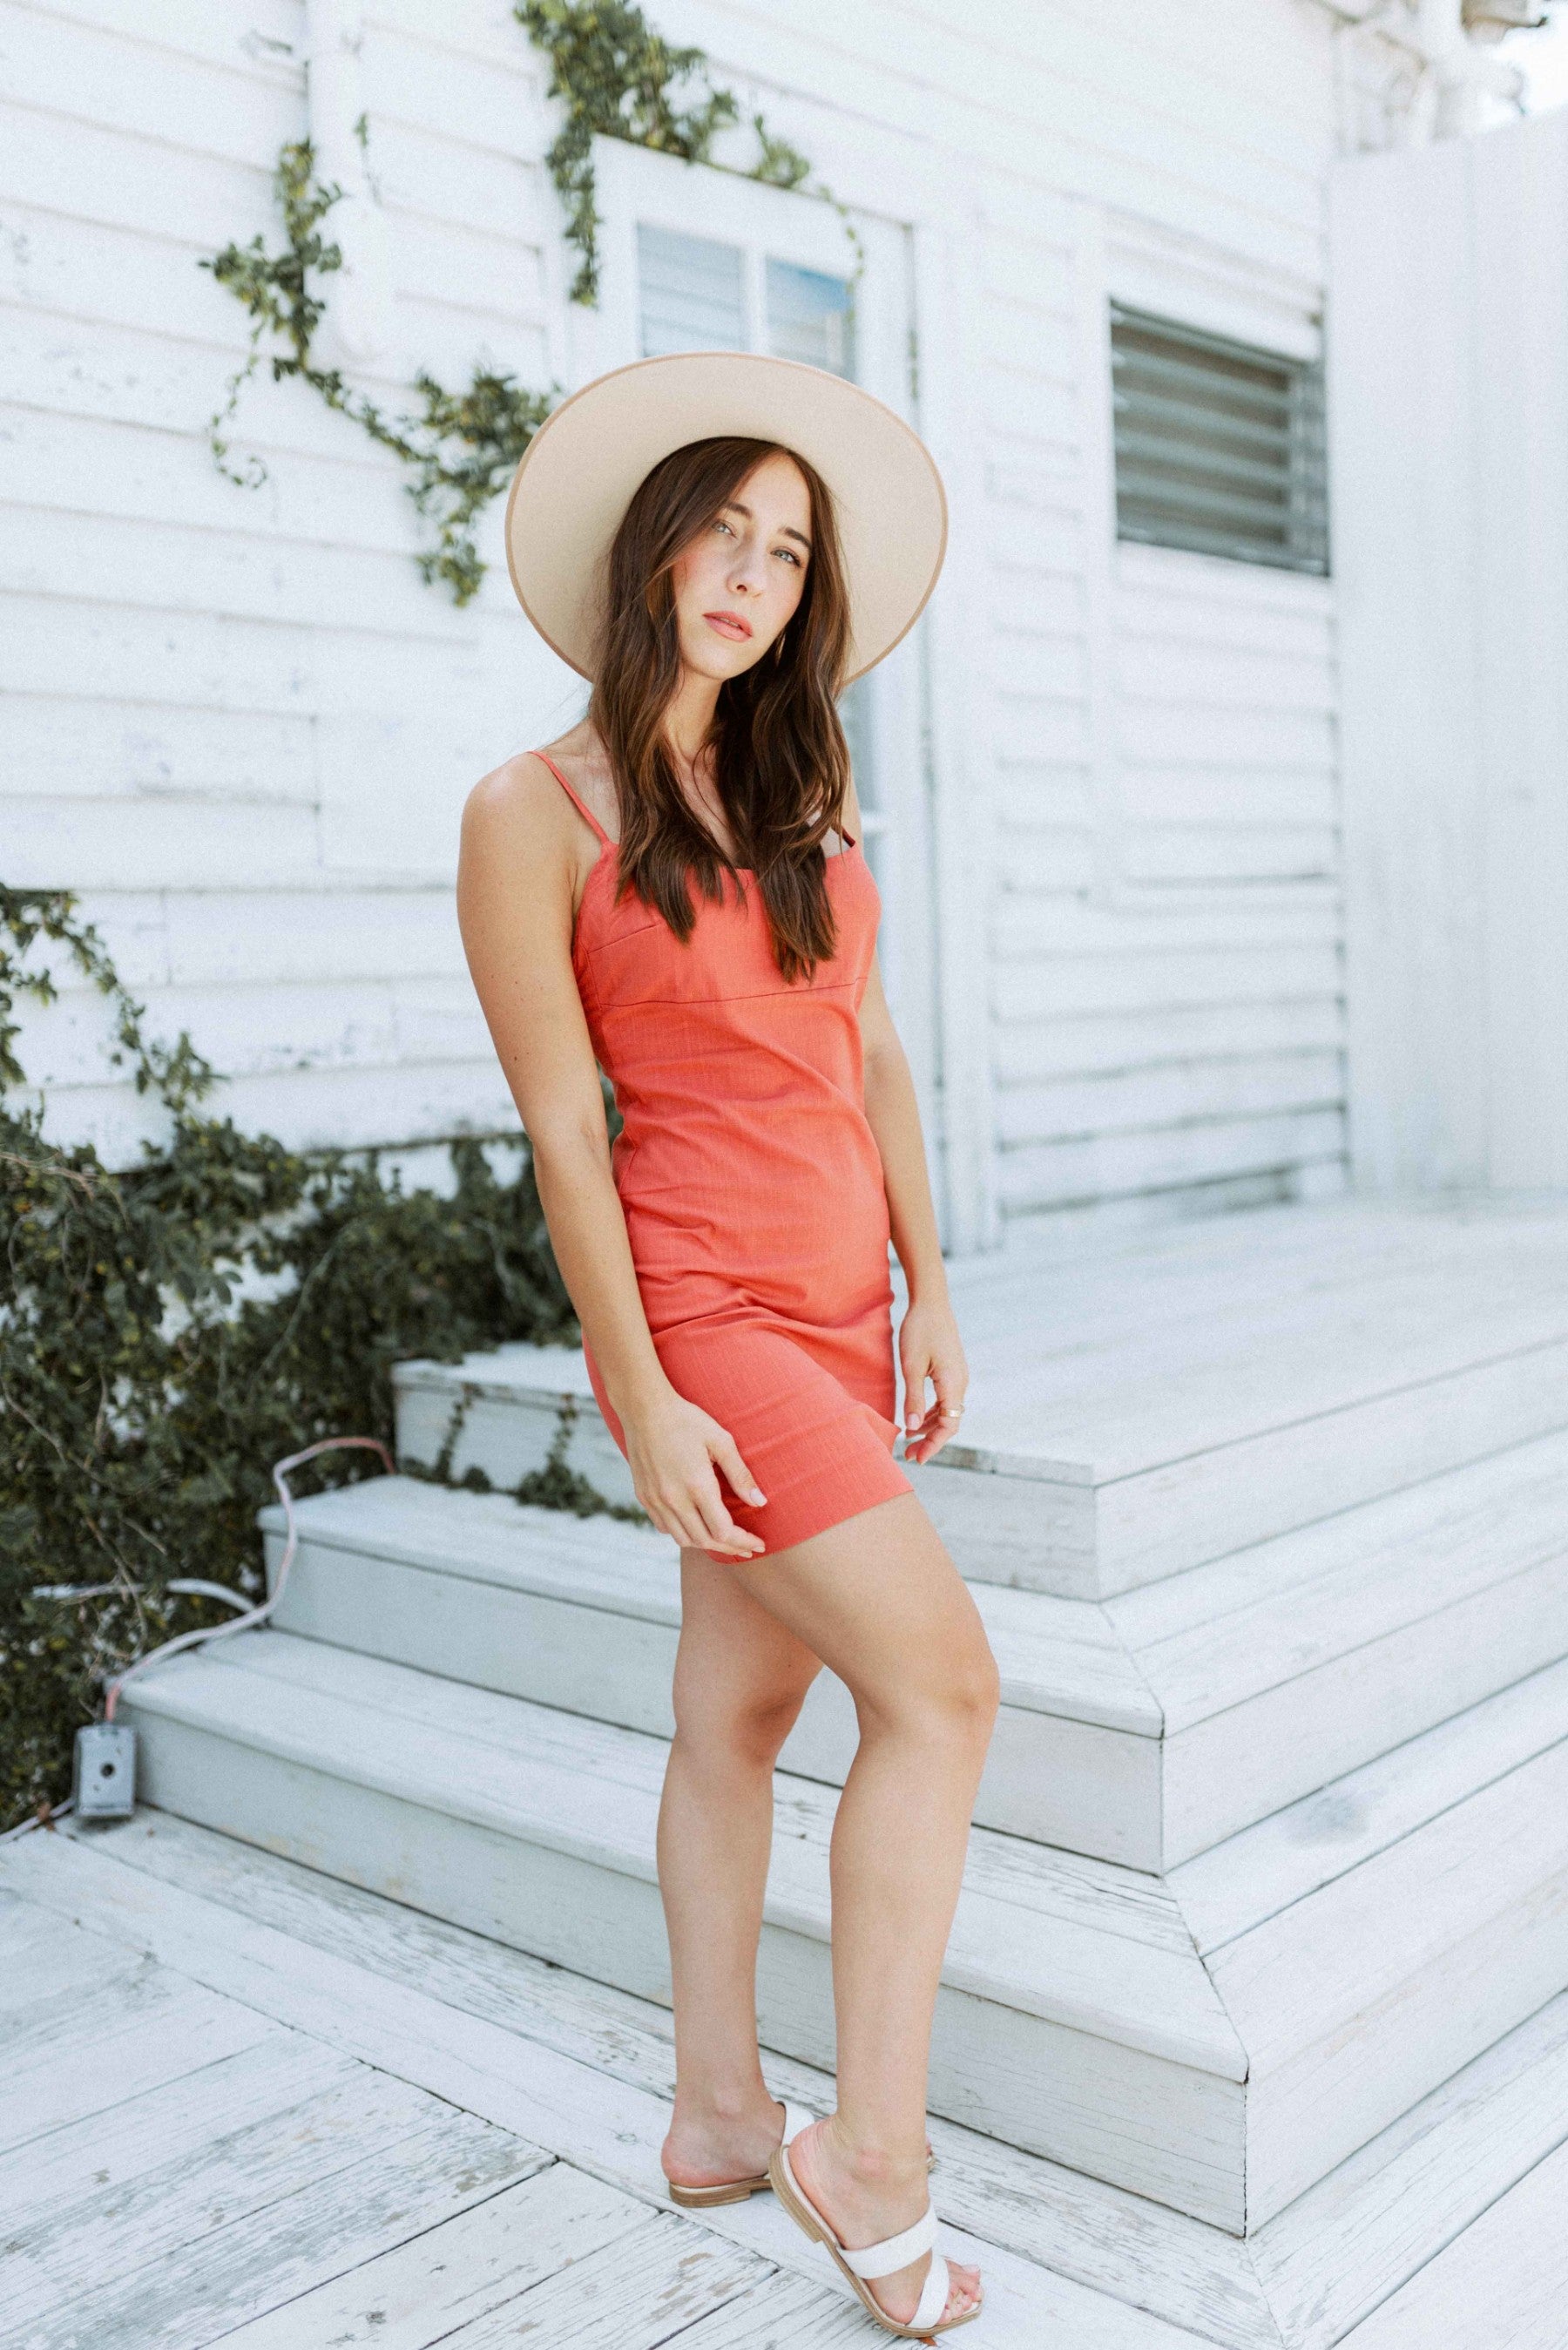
[394,1198,1568,1599]
[260,1424,1568,1869]
[259,1475,1166,1870]
[117,1627,1249,2230]
[1114,1426,1568,1862]
[118,1627,1568,2232]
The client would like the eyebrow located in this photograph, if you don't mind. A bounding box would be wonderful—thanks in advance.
[721,498,811,552]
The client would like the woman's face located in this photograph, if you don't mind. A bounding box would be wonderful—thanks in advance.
[666,450,813,686]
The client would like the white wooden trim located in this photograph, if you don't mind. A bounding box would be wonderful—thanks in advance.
[911,200,998,1251]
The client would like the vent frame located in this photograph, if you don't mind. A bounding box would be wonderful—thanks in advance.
[1110,301,1330,577]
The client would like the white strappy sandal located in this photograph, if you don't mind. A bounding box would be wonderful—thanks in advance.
[666,2099,817,2207]
[768,2136,981,2338]
[666,2100,936,2209]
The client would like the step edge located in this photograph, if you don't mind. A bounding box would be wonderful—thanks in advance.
[118,1663,1244,2078]
[254,1499,1166,1736]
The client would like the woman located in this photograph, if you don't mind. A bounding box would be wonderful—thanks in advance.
[458,351,997,2338]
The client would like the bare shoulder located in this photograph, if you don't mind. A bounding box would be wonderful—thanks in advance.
[463,721,616,852]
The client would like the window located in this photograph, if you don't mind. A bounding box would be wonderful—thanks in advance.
[634,230,857,382]
[637,225,745,356]
[1110,303,1328,575]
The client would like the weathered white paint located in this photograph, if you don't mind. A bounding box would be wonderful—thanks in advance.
[11,1812,1568,2347]
[1,0,1362,1244]
[1330,102,1568,1190]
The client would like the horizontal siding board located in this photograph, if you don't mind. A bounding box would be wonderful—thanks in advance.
[3,796,326,891]
[992,694,1092,764]
[1119,701,1335,768]
[17,0,303,78]
[362,23,546,157]
[979,364,1080,446]
[979,229,1076,314]
[986,627,1087,699]
[1117,640,1335,714]
[996,1050,1344,1143]
[996,945,1342,1020]
[1125,825,1338,884]
[997,831,1098,892]
[17,976,489,1091]
[997,1107,1347,1211]
[995,998,1348,1083]
[0,502,508,638]
[44,889,469,992]
[1120,768,1336,826]
[994,769,1096,830]
[40,1061,521,1161]
[993,895,1341,953]
[0,696,315,803]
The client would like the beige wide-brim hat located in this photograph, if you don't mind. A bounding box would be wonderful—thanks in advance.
[504,350,948,686]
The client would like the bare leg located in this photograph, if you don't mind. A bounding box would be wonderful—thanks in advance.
[727,1491,998,2328]
[658,1550,821,2191]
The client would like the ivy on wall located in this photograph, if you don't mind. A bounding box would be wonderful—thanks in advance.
[203,0,855,596]
[0,891,638,1835]
[517,0,815,304]
[203,139,552,606]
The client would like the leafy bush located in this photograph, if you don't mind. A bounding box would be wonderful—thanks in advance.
[0,886,608,1832]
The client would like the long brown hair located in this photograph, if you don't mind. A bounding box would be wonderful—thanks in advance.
[586,435,855,985]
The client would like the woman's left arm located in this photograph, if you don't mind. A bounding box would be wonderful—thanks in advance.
[845,796,969,1465]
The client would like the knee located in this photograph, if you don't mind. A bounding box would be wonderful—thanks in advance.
[862,1632,999,1755]
[943,1639,1001,1748]
[672,1676,814,1773]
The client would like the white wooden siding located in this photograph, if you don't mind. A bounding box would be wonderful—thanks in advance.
[3,0,1348,1238]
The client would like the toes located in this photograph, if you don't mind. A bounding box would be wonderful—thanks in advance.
[945,2262,983,2319]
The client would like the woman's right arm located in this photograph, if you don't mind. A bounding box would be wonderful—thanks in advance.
[456,755,767,1558]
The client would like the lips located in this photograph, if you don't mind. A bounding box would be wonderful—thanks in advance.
[704,611,753,640]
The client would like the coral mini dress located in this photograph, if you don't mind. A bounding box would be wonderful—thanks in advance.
[535,751,914,1560]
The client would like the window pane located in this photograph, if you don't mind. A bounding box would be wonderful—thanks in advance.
[767,260,856,379]
[1110,303,1328,575]
[639,224,746,356]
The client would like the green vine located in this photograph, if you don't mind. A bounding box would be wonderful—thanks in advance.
[202,139,554,604]
[518,0,855,304]
[201,5,858,586]
[0,887,634,1833]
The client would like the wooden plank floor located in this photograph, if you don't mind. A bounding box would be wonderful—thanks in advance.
[3,1812,1564,2347]
[0,1821,1204,2349]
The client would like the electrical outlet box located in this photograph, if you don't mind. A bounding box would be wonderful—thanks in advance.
[73,1723,137,1818]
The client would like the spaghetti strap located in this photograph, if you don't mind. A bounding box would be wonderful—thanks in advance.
[531,748,614,849]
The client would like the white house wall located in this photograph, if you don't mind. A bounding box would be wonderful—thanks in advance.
[1329,104,1568,1193]
[3,0,1349,1241]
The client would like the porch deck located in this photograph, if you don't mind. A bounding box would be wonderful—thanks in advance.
[3,1809,1565,2349]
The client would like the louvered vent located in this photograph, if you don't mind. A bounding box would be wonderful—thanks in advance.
[1111,303,1329,575]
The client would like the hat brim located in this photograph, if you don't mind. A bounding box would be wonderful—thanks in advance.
[504,350,947,687]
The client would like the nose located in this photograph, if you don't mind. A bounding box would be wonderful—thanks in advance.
[727,543,768,595]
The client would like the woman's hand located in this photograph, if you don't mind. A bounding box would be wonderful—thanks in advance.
[897,1294,970,1465]
[625,1389,770,1559]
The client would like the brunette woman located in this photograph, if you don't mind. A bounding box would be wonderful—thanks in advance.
[459,352,996,2337]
